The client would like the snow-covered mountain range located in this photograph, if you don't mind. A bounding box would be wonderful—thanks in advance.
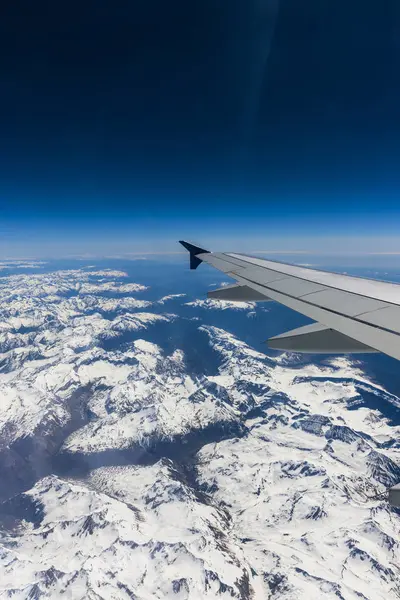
[0,262,399,599]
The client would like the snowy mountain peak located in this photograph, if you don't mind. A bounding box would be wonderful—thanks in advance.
[0,262,398,599]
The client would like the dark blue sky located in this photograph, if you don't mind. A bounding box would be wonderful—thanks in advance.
[1,1,400,255]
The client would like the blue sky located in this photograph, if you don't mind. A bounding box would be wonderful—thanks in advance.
[1,2,400,259]
[1,189,399,259]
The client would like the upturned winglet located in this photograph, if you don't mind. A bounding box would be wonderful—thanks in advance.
[179,240,210,270]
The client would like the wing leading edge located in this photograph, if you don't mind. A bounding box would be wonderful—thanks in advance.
[179,240,400,362]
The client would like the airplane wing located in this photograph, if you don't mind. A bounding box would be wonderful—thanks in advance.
[180,240,400,507]
[179,240,400,362]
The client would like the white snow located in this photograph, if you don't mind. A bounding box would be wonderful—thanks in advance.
[185,299,256,311]
[0,266,399,599]
[0,469,256,599]
[195,326,400,599]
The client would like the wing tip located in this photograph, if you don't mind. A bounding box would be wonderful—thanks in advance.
[179,240,210,270]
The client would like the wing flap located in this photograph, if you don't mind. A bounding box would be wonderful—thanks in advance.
[235,267,289,284]
[302,289,387,317]
[358,305,400,333]
[267,278,326,297]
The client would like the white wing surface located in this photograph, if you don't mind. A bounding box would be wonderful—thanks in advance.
[180,241,400,362]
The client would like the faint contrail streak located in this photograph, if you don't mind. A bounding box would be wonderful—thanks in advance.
[237,0,281,153]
